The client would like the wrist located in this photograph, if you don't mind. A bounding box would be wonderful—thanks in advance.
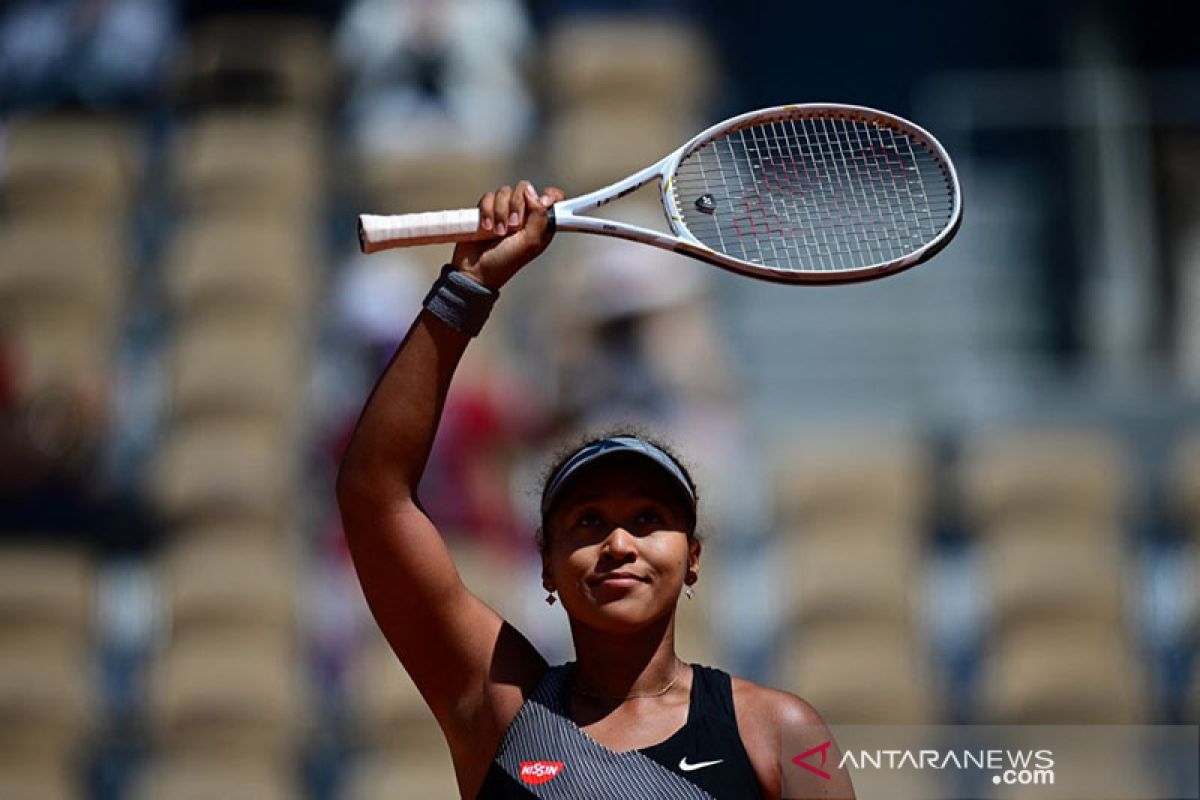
[453,264,498,290]
[448,255,513,292]
[422,264,500,337]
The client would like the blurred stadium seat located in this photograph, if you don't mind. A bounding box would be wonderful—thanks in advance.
[171,111,324,212]
[0,217,126,402]
[981,529,1129,641]
[778,626,940,723]
[356,151,512,220]
[771,431,934,528]
[0,115,137,215]
[780,527,919,633]
[0,756,79,800]
[959,428,1131,531]
[1,302,117,401]
[160,534,297,639]
[165,215,316,318]
[343,629,443,755]
[0,630,96,760]
[131,752,300,800]
[150,416,295,525]
[0,544,96,638]
[771,430,937,723]
[0,220,126,327]
[960,427,1151,725]
[548,109,688,197]
[168,517,288,545]
[146,627,308,757]
[338,747,458,800]
[543,16,714,115]
[166,312,308,426]
[977,621,1147,723]
[540,14,713,193]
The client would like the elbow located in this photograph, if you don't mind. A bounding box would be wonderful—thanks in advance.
[335,456,378,510]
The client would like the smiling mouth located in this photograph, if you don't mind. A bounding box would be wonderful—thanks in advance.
[589,573,648,588]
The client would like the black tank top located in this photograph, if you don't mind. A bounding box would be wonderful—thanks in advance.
[475,663,765,799]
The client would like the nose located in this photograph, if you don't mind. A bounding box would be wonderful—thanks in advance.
[601,526,637,560]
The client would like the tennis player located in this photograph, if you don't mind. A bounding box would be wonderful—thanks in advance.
[336,181,855,799]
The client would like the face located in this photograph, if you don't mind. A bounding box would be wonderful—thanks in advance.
[541,456,701,634]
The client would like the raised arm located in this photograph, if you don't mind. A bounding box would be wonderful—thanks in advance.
[335,182,565,765]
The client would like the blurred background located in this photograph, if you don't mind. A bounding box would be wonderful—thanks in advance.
[0,0,1197,797]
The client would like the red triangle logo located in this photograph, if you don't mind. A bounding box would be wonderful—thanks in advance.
[792,740,833,780]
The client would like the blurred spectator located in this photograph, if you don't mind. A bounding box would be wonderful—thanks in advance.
[550,225,735,438]
[0,381,102,532]
[0,0,175,114]
[554,252,710,429]
[331,251,426,363]
[0,340,156,551]
[335,0,534,157]
[417,358,543,549]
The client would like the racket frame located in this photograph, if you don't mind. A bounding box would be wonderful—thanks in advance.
[553,103,962,284]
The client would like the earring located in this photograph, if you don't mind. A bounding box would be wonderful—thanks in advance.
[545,591,557,606]
[685,586,695,600]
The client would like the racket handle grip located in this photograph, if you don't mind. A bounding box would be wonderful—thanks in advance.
[358,209,494,253]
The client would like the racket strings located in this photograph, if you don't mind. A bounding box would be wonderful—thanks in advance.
[671,114,955,274]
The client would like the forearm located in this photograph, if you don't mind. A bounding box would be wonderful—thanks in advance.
[337,309,469,504]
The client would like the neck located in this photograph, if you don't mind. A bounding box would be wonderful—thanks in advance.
[567,612,683,700]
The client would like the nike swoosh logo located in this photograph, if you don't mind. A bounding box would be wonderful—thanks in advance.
[679,757,724,772]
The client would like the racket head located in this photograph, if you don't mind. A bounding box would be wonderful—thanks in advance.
[659,104,962,284]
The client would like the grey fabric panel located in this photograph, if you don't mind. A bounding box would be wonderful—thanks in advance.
[494,666,715,799]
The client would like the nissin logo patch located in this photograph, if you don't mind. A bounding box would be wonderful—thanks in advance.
[519,761,565,785]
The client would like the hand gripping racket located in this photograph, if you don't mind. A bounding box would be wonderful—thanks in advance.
[357,104,962,285]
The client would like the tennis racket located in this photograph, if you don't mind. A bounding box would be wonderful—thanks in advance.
[357,104,962,285]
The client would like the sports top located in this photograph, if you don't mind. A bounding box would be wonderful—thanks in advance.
[475,663,765,799]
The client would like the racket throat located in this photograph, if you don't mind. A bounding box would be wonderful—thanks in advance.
[550,161,698,252]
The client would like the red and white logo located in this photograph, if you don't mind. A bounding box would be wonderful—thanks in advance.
[792,740,833,780]
[519,761,565,785]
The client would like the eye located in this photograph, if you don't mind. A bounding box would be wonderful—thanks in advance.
[635,508,664,526]
[575,509,604,528]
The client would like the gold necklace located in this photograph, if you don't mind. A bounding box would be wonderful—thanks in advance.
[571,661,682,701]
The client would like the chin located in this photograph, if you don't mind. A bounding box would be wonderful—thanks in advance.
[573,595,675,635]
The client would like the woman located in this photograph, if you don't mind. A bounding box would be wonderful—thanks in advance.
[336,181,854,799]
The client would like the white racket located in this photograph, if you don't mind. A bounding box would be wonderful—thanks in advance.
[357,103,962,285]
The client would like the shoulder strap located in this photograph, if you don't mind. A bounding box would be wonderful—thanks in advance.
[691,664,738,722]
